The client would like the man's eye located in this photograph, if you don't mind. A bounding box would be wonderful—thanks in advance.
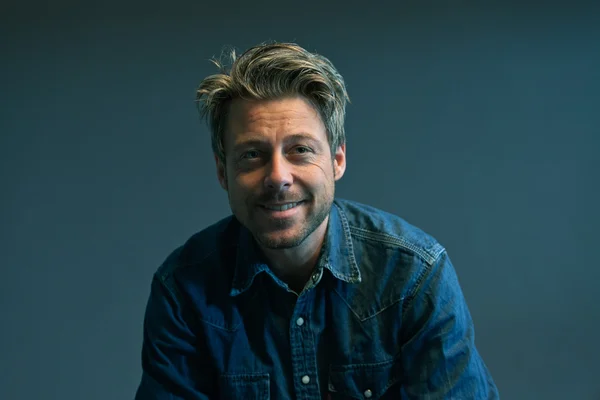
[241,150,260,160]
[293,146,311,154]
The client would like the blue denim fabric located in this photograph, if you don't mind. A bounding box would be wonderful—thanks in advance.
[135,198,499,399]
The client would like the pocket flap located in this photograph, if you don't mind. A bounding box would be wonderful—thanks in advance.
[328,359,400,399]
[219,373,270,399]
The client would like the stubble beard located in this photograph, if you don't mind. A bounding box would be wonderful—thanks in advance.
[253,197,332,250]
[226,164,337,250]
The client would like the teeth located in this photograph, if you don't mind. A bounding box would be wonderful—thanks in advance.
[264,202,299,211]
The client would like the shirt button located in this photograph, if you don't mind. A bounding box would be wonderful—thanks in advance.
[364,389,373,398]
[301,375,310,384]
[296,317,304,326]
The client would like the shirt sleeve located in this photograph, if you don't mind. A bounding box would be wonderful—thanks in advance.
[398,251,500,399]
[134,274,214,399]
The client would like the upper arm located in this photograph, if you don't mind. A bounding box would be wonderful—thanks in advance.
[398,252,499,399]
[135,275,214,400]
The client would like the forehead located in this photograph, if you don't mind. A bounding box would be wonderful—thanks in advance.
[224,96,327,147]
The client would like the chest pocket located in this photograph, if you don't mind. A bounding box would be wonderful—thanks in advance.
[328,359,400,400]
[219,373,270,399]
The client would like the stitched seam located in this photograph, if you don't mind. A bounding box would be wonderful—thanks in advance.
[231,259,266,296]
[379,375,401,397]
[199,318,241,332]
[156,269,178,297]
[200,284,262,332]
[156,243,235,294]
[334,203,361,280]
[219,373,270,379]
[332,287,365,322]
[360,297,404,322]
[350,226,435,264]
[330,354,400,370]
[325,263,358,283]
[157,244,244,332]
[403,250,448,311]
[401,260,434,313]
[330,357,402,396]
[350,226,444,266]
[332,286,405,322]
[154,270,209,335]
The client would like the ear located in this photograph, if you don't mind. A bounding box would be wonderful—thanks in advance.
[214,154,228,191]
[333,143,346,181]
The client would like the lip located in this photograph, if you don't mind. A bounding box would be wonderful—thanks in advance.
[259,201,304,218]
[261,201,301,207]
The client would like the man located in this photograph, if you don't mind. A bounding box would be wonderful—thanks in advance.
[135,42,499,399]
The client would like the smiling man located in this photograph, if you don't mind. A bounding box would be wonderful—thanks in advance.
[219,96,344,294]
[135,42,499,399]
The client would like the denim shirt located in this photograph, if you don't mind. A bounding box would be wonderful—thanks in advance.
[135,198,499,399]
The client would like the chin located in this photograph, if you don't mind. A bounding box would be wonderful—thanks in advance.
[255,230,307,250]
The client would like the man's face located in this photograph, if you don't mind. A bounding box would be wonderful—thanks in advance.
[216,96,346,250]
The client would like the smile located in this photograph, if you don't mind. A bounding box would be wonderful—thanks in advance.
[262,202,302,212]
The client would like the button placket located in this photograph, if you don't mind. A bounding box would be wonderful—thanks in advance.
[290,288,320,397]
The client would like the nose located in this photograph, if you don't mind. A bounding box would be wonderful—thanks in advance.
[264,153,292,191]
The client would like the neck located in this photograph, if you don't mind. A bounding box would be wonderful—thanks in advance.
[260,216,329,293]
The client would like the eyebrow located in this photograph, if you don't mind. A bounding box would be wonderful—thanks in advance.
[232,133,320,153]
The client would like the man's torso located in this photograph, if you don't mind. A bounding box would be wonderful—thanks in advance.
[155,198,446,399]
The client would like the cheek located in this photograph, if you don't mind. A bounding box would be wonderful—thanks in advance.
[311,162,336,185]
[229,174,260,202]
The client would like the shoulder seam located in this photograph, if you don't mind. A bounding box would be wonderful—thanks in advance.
[349,225,445,266]
[153,242,238,302]
[153,266,185,307]
[401,250,449,315]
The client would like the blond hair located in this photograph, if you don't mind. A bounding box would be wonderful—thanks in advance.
[196,42,350,164]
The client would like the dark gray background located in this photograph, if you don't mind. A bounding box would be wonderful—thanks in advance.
[2,1,599,399]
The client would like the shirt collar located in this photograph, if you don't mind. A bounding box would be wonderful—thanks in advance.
[229,200,361,297]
